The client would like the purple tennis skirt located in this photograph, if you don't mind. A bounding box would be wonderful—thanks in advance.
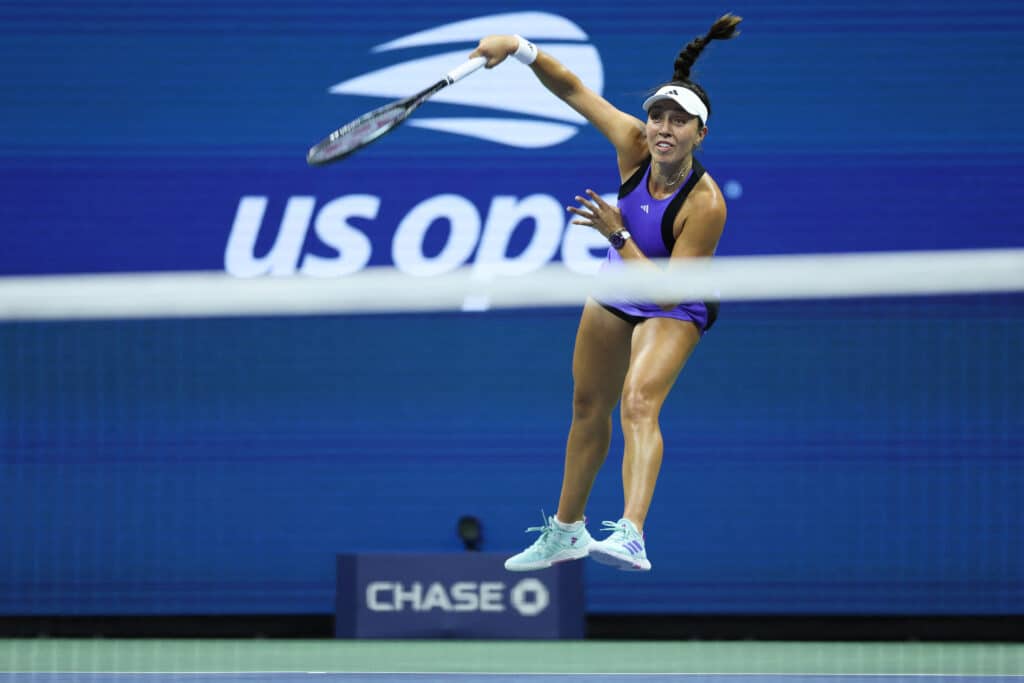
[598,298,718,333]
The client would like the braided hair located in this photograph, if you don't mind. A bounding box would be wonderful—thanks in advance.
[666,14,742,125]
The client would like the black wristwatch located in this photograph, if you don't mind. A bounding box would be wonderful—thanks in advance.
[608,229,631,250]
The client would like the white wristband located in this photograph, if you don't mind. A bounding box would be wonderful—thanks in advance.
[512,35,538,65]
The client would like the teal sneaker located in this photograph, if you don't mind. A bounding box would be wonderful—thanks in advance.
[504,513,592,572]
[588,518,651,571]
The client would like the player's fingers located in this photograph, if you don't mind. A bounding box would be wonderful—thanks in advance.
[574,195,597,210]
[469,43,505,68]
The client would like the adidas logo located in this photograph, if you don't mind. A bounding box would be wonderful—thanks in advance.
[327,12,605,148]
[623,540,644,555]
[641,204,650,214]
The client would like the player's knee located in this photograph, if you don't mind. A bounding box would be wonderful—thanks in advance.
[619,386,660,426]
[572,388,614,422]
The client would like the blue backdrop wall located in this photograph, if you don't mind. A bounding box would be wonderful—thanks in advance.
[1,0,1022,616]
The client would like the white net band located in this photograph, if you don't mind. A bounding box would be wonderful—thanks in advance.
[2,248,1022,321]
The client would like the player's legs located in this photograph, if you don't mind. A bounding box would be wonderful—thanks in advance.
[505,300,632,571]
[619,317,701,531]
[554,299,633,524]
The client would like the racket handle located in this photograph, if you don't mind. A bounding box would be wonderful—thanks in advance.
[445,56,486,84]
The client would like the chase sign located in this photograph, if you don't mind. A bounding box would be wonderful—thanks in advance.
[335,553,584,639]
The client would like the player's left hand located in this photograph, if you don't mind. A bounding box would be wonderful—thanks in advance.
[567,189,624,239]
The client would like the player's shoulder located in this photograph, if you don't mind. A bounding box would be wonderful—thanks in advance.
[684,169,727,223]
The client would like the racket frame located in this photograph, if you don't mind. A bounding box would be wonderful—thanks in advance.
[307,57,486,167]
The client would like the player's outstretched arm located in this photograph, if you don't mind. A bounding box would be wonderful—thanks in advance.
[470,35,648,175]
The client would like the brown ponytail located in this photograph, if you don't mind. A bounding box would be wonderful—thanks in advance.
[672,13,742,82]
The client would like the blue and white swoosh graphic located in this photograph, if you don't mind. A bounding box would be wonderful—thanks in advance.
[327,12,604,148]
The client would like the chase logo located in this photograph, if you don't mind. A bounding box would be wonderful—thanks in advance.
[327,12,604,148]
[364,578,549,616]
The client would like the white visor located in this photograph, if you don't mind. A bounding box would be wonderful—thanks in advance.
[642,85,709,125]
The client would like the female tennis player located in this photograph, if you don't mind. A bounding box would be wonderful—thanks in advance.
[471,14,741,572]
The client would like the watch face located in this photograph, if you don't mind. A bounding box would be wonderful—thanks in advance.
[609,232,626,249]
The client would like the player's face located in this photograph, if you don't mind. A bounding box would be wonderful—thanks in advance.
[646,103,704,160]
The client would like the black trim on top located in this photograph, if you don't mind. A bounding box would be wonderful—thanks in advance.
[660,156,706,253]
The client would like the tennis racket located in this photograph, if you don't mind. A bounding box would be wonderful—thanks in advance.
[306,56,487,167]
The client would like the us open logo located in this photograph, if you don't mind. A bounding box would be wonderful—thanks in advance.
[326,11,604,148]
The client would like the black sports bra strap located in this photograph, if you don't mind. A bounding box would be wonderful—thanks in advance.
[660,157,706,252]
[618,158,651,199]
